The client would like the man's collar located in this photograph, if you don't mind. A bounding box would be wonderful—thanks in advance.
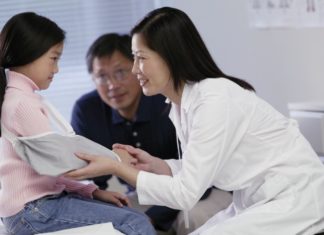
[111,94,151,124]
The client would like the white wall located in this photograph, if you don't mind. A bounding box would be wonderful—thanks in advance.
[170,0,324,115]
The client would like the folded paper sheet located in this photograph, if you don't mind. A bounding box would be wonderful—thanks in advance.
[37,222,125,235]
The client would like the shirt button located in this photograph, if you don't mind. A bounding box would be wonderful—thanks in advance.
[132,131,138,137]
[135,142,141,147]
[126,121,131,126]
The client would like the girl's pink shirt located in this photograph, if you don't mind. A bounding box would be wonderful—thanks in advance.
[0,71,97,217]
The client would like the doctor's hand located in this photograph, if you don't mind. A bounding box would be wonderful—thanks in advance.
[113,148,138,167]
[65,153,118,180]
[113,144,172,176]
[93,189,131,208]
[113,144,155,172]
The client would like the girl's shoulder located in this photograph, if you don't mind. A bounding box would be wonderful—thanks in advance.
[4,90,43,117]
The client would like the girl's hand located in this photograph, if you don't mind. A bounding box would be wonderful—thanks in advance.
[65,152,118,180]
[93,189,131,207]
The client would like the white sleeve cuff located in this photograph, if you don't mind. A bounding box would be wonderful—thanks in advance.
[165,159,181,175]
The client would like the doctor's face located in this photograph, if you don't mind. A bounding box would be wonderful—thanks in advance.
[131,33,173,97]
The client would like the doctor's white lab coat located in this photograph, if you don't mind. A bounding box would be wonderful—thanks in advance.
[136,78,324,235]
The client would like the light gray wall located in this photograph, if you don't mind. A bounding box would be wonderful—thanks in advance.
[170,0,324,115]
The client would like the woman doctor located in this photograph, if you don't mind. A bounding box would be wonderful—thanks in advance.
[67,7,324,235]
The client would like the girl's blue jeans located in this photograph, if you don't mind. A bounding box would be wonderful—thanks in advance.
[1,192,156,235]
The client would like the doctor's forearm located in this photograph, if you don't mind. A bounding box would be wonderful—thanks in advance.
[113,162,139,187]
[151,157,172,176]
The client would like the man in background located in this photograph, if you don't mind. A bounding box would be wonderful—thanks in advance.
[71,33,232,234]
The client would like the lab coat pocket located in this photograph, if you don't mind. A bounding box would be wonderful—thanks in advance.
[241,173,295,213]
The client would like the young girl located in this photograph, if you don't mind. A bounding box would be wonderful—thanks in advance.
[0,12,155,235]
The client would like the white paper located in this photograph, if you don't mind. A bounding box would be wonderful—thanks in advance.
[37,223,124,235]
[0,221,8,235]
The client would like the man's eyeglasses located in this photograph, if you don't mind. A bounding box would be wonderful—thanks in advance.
[93,68,131,86]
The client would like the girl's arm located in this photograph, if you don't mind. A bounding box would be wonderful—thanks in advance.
[65,146,173,187]
[15,101,103,198]
[56,176,97,198]
[66,152,140,187]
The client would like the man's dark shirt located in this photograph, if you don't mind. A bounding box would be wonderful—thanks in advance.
[71,90,179,230]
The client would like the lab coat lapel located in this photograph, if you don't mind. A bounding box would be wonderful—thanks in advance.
[169,103,187,146]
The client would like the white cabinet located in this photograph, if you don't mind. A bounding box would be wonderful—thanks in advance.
[288,102,324,157]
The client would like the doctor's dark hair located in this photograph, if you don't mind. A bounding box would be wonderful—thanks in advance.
[131,7,254,92]
[0,12,65,136]
[86,33,132,73]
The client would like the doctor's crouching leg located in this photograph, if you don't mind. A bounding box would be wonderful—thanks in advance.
[173,188,232,235]
[191,188,324,235]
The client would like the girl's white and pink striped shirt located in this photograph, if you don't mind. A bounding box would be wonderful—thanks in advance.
[0,71,97,217]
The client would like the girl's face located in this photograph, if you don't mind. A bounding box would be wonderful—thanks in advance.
[131,34,173,98]
[16,42,63,90]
